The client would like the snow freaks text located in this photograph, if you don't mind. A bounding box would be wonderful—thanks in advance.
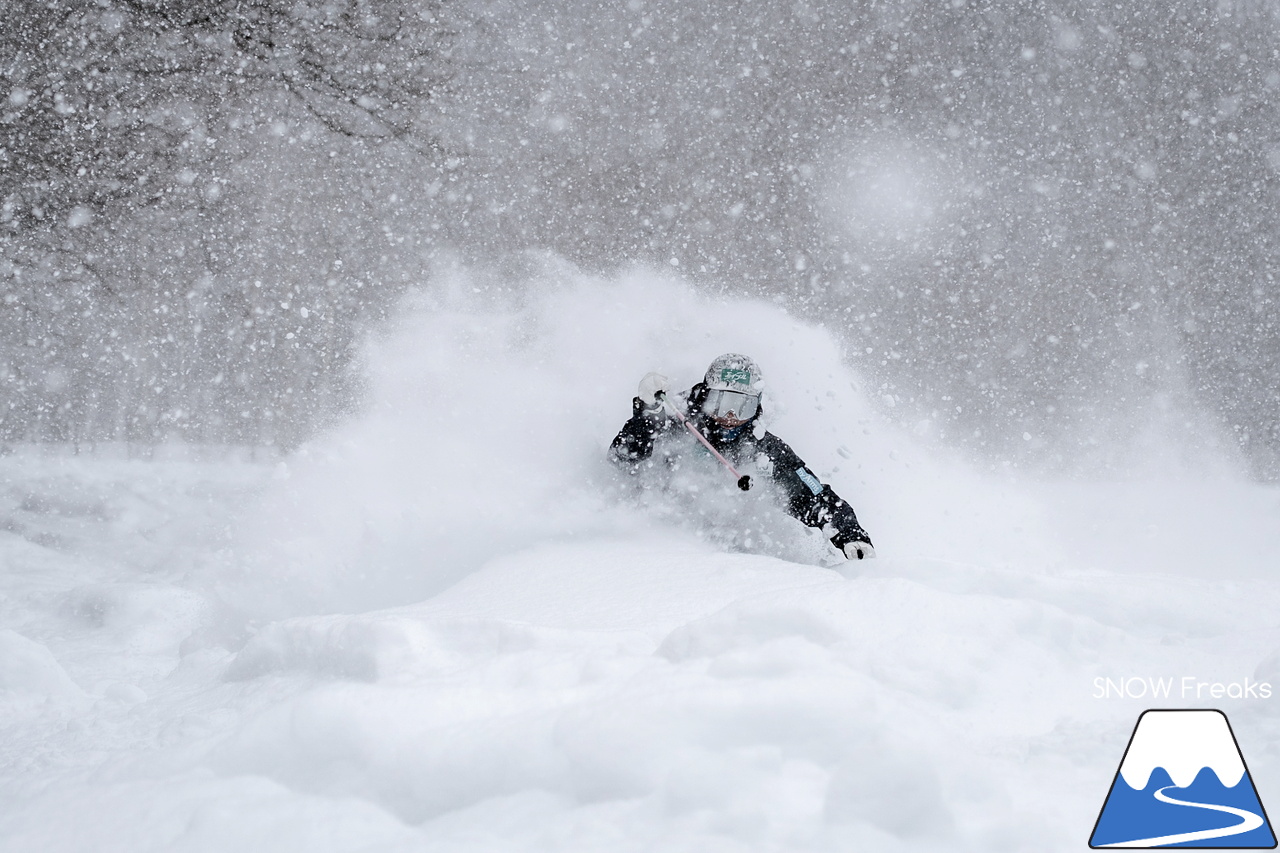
[1093,677,1273,701]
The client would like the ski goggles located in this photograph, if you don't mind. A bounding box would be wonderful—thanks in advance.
[702,388,760,421]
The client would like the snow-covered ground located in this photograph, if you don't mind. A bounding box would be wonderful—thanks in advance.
[3,268,1279,852]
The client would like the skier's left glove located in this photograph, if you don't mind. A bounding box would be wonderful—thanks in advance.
[842,540,876,560]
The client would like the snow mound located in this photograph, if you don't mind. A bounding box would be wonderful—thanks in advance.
[0,629,86,707]
[4,266,1280,852]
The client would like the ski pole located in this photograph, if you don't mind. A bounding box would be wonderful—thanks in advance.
[656,391,753,491]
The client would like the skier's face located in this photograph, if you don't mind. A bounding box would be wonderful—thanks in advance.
[702,389,759,427]
[711,421,749,443]
[712,412,749,428]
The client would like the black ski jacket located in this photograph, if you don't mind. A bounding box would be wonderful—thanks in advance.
[609,383,872,550]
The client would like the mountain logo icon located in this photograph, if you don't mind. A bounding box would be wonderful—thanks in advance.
[1090,709,1277,848]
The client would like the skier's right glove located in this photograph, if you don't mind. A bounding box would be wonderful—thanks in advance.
[827,524,876,561]
[842,540,876,560]
[638,372,671,411]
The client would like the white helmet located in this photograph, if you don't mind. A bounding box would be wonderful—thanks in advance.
[701,353,764,426]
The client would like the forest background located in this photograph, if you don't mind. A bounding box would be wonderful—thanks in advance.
[3,0,1277,479]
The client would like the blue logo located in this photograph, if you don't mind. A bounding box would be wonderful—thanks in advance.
[1090,709,1276,848]
[794,466,823,496]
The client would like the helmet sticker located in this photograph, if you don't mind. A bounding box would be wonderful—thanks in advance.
[704,354,763,393]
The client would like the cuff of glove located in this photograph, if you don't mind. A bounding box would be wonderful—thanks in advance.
[633,397,665,418]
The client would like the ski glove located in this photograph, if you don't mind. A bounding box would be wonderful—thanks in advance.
[842,540,876,560]
[638,372,671,408]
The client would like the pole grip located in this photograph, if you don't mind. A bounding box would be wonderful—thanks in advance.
[656,389,750,487]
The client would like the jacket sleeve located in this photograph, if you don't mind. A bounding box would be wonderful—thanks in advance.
[756,432,872,548]
[609,397,670,468]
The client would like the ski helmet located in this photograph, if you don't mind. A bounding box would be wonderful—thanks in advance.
[701,353,764,426]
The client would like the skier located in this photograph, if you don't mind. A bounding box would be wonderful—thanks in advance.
[610,353,875,560]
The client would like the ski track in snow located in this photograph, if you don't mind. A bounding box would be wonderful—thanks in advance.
[3,270,1280,852]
